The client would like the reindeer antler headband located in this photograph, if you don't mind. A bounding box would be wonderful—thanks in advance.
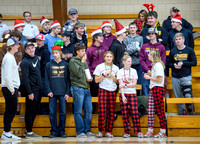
[143,3,157,18]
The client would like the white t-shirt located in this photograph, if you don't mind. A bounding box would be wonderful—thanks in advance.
[22,22,39,38]
[0,23,10,42]
[149,62,164,89]
[117,68,138,94]
[93,63,119,92]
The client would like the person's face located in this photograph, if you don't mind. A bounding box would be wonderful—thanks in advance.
[104,53,113,64]
[24,13,31,23]
[77,49,85,58]
[76,27,84,36]
[16,26,24,33]
[170,11,177,17]
[148,53,153,61]
[148,16,157,26]
[11,36,20,41]
[148,33,157,40]
[121,32,126,39]
[69,13,78,21]
[103,26,111,35]
[123,57,132,68]
[52,51,61,60]
[175,36,185,46]
[139,13,145,21]
[42,22,50,31]
[129,25,137,34]
[171,21,180,29]
[95,35,104,43]
[11,44,20,53]
[25,45,35,57]
[52,27,61,35]
[61,36,70,43]
[36,39,45,48]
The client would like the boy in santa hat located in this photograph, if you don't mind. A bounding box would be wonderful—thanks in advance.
[45,20,61,60]
[168,13,194,50]
[101,21,116,48]
[14,19,28,45]
[40,16,51,35]
[109,19,127,69]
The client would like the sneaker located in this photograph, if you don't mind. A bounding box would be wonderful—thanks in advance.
[144,131,153,138]
[59,133,67,138]
[23,132,42,138]
[49,133,58,138]
[154,132,167,138]
[1,131,21,140]
[105,132,114,138]
[86,132,96,137]
[137,132,144,138]
[76,133,87,138]
[123,133,130,138]
[96,131,103,138]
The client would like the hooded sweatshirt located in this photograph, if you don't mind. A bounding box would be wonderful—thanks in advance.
[102,33,116,49]
[139,41,166,72]
[86,42,108,76]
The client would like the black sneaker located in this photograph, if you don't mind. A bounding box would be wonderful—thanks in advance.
[59,133,67,138]
[49,133,58,138]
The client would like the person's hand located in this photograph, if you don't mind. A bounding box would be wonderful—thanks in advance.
[110,72,115,78]
[87,77,93,82]
[122,95,128,103]
[178,62,183,67]
[144,73,150,79]
[11,91,15,95]
[18,91,21,97]
[158,38,163,42]
[48,92,53,98]
[28,93,34,100]
[104,70,111,76]
[65,94,69,100]
[174,63,181,69]
[18,61,21,67]
[119,83,125,88]
[147,70,151,76]
[146,36,150,40]
[81,54,87,63]
[137,47,141,51]
[26,36,33,40]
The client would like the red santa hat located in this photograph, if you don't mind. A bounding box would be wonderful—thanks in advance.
[36,34,45,41]
[101,21,112,29]
[114,19,126,35]
[50,20,60,29]
[171,14,182,24]
[91,27,103,37]
[14,19,25,30]
[40,16,49,27]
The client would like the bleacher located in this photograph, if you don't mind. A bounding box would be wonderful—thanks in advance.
[0,18,200,136]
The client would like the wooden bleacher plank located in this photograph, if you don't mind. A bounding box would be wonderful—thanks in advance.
[167,98,200,104]
[168,128,200,137]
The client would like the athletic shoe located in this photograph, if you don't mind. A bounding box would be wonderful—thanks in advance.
[49,133,58,138]
[59,133,67,138]
[137,132,144,138]
[154,132,167,138]
[76,133,87,138]
[23,132,42,138]
[86,132,96,137]
[1,131,21,140]
[144,131,153,138]
[123,133,130,138]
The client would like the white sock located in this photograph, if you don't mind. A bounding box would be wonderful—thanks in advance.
[27,132,33,135]
[148,127,153,133]
[160,128,166,133]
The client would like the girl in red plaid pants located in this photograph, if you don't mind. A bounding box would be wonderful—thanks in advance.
[93,51,119,138]
[144,50,167,138]
[117,52,143,138]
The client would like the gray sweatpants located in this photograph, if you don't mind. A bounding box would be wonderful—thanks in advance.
[172,76,193,115]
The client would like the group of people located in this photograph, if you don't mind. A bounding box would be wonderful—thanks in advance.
[0,3,197,139]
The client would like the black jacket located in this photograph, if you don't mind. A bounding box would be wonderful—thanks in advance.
[70,33,87,48]
[109,39,126,69]
[163,16,193,33]
[35,44,50,77]
[20,53,42,95]
[62,43,75,63]
[45,60,70,95]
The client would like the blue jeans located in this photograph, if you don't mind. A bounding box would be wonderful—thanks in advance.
[141,72,150,96]
[132,64,142,84]
[49,95,66,134]
[70,86,93,135]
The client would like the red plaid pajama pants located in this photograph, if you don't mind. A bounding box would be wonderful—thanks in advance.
[98,88,116,133]
[148,86,167,129]
[119,94,141,134]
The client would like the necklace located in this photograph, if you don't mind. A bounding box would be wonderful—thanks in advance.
[123,68,131,84]
[104,62,113,78]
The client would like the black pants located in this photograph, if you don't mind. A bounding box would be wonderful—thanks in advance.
[2,87,18,132]
[25,90,41,132]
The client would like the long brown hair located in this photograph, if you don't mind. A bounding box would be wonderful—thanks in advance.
[137,10,148,28]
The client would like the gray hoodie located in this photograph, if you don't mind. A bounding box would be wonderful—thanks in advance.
[123,34,143,65]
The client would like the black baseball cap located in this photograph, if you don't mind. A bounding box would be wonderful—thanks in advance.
[61,31,71,37]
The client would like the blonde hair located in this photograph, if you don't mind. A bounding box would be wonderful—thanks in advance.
[122,52,131,62]
[174,32,185,39]
[149,50,165,69]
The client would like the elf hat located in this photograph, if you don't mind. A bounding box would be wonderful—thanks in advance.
[14,19,25,30]
[36,34,45,41]
[54,40,64,49]
[171,13,182,24]
[91,27,103,37]
[50,20,60,29]
[52,45,62,52]
[101,21,112,29]
[40,16,49,27]
[114,19,126,36]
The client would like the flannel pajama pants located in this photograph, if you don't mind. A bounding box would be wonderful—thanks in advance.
[98,88,116,133]
[148,86,167,129]
[120,94,141,134]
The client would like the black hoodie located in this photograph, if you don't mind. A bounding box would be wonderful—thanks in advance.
[20,53,42,95]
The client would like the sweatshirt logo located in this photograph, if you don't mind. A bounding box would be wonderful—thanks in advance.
[32,59,38,67]
[52,66,65,77]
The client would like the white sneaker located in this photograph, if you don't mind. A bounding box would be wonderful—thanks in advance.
[1,131,21,140]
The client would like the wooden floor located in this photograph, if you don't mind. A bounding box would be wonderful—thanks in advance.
[1,137,200,144]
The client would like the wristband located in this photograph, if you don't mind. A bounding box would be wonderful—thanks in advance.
[125,83,127,88]
[102,73,105,77]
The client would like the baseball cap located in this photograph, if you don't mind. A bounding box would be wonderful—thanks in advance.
[69,8,78,14]
[36,34,45,41]
[25,42,34,48]
[7,38,21,46]
[61,31,71,37]
[148,27,158,34]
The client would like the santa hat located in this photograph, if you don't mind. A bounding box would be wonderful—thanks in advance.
[91,27,103,37]
[52,45,62,52]
[36,34,45,41]
[40,16,49,27]
[114,19,126,35]
[14,19,25,30]
[50,20,60,29]
[171,14,182,24]
[101,21,112,29]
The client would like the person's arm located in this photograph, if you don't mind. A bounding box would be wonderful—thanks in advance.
[182,49,197,67]
[64,63,70,95]
[118,79,127,103]
[109,44,118,67]
[139,47,149,72]
[160,28,168,46]
[95,75,104,83]
[35,25,40,37]
[182,18,193,31]
[168,51,175,68]
[69,60,87,79]
[86,49,92,73]
[45,63,51,95]
[189,31,194,49]
[145,74,163,83]
[42,49,50,66]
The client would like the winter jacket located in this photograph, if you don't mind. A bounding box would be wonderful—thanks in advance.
[70,33,87,48]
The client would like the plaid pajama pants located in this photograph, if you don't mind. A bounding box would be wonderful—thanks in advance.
[98,88,116,133]
[119,94,141,134]
[148,86,167,129]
